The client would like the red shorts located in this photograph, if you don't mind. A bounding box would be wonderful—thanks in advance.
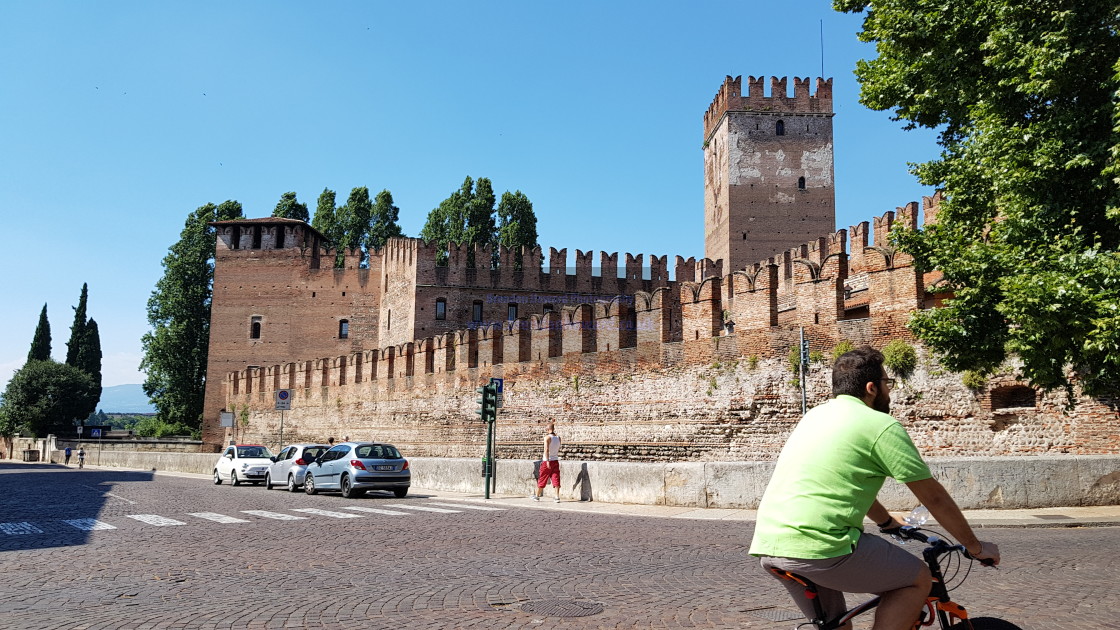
[537,460,560,488]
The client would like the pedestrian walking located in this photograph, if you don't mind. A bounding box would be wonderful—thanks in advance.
[64,447,72,466]
[534,421,561,503]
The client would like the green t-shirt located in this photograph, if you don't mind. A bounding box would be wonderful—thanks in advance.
[749,395,932,559]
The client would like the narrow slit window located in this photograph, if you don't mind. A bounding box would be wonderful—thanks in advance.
[338,319,349,339]
[472,301,483,323]
[776,120,785,136]
[507,303,518,321]
[798,176,806,190]
[435,298,446,320]
[250,316,262,339]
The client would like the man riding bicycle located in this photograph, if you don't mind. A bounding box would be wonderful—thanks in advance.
[750,346,1000,630]
[77,447,85,469]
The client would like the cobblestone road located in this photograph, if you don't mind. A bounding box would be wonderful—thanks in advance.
[1,462,1117,629]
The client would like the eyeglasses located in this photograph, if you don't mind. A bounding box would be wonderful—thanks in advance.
[882,378,897,388]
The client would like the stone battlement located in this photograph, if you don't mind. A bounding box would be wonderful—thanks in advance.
[703,75,833,142]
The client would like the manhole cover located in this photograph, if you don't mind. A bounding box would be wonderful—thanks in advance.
[521,599,605,618]
[744,606,804,622]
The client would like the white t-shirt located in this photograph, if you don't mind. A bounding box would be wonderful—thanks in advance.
[545,434,560,461]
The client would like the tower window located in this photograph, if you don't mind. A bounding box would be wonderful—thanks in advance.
[435,298,446,320]
[472,301,483,323]
[250,316,262,339]
[543,303,554,314]
[798,176,806,190]
[776,120,785,136]
[508,303,518,321]
[252,226,262,249]
[275,227,285,248]
[338,319,349,339]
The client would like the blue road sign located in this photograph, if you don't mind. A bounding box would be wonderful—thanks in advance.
[90,429,102,438]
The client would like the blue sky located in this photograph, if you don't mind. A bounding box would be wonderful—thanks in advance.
[0,1,940,389]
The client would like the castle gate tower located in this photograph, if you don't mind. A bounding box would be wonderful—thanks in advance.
[703,76,835,272]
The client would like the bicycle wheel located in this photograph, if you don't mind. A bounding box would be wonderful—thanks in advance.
[949,617,1024,630]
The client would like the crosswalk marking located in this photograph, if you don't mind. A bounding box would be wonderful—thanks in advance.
[189,512,250,524]
[63,518,116,531]
[342,506,411,516]
[380,503,461,513]
[127,514,185,526]
[0,522,43,535]
[241,510,308,521]
[425,502,505,511]
[291,508,362,519]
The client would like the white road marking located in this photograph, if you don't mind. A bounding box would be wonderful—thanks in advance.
[63,518,116,531]
[188,512,250,524]
[0,522,43,535]
[379,503,461,513]
[241,510,307,521]
[127,514,185,526]
[425,502,505,511]
[80,484,137,505]
[341,506,411,516]
[291,508,363,519]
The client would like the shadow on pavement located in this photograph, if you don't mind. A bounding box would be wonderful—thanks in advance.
[0,463,154,553]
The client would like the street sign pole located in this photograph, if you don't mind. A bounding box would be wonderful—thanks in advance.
[275,390,292,451]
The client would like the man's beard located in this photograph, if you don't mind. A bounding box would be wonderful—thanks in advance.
[872,386,891,414]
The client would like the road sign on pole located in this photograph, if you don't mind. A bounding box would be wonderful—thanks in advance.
[275,389,292,411]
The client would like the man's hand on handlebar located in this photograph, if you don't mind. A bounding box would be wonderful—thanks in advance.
[965,540,1001,567]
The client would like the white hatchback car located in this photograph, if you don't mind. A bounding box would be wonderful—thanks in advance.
[213,444,274,486]
[265,443,330,492]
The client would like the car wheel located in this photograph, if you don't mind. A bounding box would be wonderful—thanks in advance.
[304,473,317,495]
[393,487,409,498]
[263,472,272,489]
[287,474,298,492]
[213,469,222,485]
[341,474,364,499]
[230,471,240,486]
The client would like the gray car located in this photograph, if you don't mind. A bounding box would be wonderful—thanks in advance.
[304,442,410,498]
[265,443,330,492]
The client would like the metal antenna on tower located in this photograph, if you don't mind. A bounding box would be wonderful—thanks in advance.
[820,19,825,78]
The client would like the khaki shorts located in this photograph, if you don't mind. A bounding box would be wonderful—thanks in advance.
[759,532,925,622]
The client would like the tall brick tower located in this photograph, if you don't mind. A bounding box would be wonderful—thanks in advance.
[703,75,835,272]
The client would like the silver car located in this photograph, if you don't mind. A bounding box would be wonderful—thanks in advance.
[304,442,411,498]
[265,443,330,492]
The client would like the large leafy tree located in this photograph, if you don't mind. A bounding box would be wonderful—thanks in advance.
[497,190,539,270]
[311,188,344,267]
[336,186,374,263]
[421,176,518,267]
[368,189,404,252]
[313,186,405,267]
[0,360,96,437]
[28,304,50,361]
[141,200,243,428]
[271,191,309,222]
[834,0,1120,395]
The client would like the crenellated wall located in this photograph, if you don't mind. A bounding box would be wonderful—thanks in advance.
[215,193,1120,460]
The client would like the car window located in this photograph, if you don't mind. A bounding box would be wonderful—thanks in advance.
[237,446,271,459]
[356,444,401,459]
[303,447,327,460]
[283,447,295,460]
[224,447,234,457]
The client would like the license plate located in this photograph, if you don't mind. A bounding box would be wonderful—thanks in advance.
[374,465,394,471]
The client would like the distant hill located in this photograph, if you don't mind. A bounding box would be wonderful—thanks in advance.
[98,384,156,414]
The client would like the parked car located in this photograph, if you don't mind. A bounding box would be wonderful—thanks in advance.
[213,444,274,486]
[265,443,330,492]
[304,442,410,498]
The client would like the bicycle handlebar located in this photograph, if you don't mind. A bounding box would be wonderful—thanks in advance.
[882,525,996,567]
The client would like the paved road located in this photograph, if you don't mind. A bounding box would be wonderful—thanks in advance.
[2,462,1117,629]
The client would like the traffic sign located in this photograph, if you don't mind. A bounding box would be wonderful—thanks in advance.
[90,428,102,438]
[275,389,292,410]
[491,378,504,408]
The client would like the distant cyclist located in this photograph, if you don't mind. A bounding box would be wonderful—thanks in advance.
[750,346,999,630]
[77,447,86,469]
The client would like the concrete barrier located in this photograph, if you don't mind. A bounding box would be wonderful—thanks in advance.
[54,449,1120,509]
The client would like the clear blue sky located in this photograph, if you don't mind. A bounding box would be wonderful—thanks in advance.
[0,1,939,389]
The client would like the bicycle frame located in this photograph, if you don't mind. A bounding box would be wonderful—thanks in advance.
[767,529,972,630]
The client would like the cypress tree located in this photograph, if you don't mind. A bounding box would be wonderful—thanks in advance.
[28,304,51,361]
[76,318,103,418]
[65,284,89,367]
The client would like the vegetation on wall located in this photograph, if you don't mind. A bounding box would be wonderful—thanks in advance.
[311,187,404,269]
[834,0,1120,396]
[420,176,539,268]
[882,339,918,379]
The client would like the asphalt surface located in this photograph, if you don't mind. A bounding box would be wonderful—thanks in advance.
[2,461,1118,629]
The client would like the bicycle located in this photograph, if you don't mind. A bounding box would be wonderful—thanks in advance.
[77,453,85,469]
[767,518,1022,630]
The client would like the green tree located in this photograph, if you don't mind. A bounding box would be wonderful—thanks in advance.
[0,360,96,437]
[64,283,88,366]
[834,0,1120,395]
[368,189,404,252]
[271,191,309,222]
[76,318,102,418]
[420,176,501,267]
[141,200,243,429]
[497,190,539,270]
[336,186,374,264]
[28,304,51,361]
[311,188,344,267]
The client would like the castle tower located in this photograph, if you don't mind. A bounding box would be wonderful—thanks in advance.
[703,75,835,272]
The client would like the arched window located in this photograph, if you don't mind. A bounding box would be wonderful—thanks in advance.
[338,319,349,339]
[249,316,262,339]
[798,176,806,190]
[435,298,447,320]
[776,120,785,136]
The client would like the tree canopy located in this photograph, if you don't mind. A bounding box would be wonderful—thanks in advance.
[834,0,1120,395]
[0,360,96,437]
[311,186,405,268]
[271,191,309,222]
[141,200,243,428]
[421,176,538,267]
[28,304,50,361]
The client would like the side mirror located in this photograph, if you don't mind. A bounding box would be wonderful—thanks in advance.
[225,453,234,459]
[269,456,277,462]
